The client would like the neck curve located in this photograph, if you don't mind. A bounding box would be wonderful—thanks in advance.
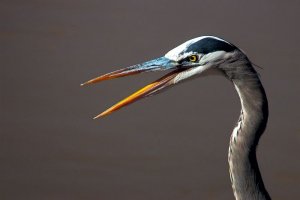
[223,52,271,200]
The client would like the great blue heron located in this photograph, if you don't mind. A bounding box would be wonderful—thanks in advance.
[82,36,271,200]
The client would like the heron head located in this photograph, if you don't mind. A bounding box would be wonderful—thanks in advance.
[82,36,239,118]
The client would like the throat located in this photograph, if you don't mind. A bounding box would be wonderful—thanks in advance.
[228,76,270,200]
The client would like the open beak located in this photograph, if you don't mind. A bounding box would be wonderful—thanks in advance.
[81,56,200,118]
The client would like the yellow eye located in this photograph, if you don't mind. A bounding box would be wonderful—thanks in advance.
[189,55,198,62]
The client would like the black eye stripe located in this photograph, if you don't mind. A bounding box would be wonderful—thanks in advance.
[186,38,235,54]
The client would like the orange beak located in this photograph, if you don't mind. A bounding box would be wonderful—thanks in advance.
[81,56,197,119]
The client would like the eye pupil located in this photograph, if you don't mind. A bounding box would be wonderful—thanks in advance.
[189,55,198,62]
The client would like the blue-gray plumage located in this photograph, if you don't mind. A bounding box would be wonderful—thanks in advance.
[82,36,271,200]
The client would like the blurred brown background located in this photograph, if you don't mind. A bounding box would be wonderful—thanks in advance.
[1,0,300,199]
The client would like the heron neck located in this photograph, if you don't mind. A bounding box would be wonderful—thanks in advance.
[228,66,270,200]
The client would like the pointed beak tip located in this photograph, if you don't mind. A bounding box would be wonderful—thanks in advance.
[80,81,92,87]
[93,112,108,119]
[93,114,101,119]
[93,115,100,120]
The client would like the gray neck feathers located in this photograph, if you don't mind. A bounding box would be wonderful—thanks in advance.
[221,50,271,200]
